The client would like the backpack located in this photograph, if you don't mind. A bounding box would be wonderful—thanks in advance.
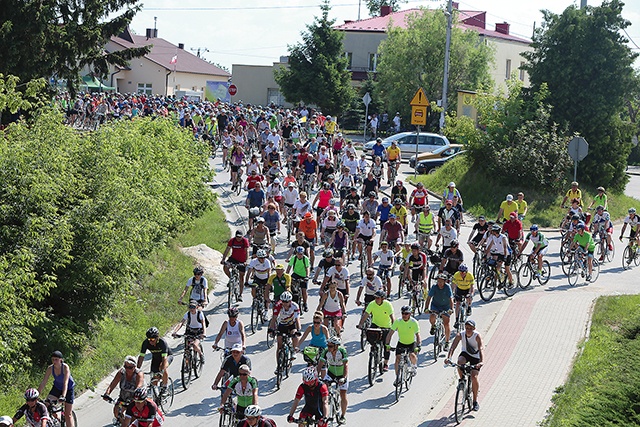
[187,309,210,328]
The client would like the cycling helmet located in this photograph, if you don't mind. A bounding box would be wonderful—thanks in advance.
[530,224,539,231]
[629,208,637,214]
[228,307,239,317]
[323,249,334,257]
[380,241,388,246]
[576,222,586,230]
[255,217,265,223]
[146,327,159,339]
[350,186,357,192]
[401,305,412,314]
[24,388,39,400]
[323,182,330,188]
[458,264,468,272]
[373,290,387,299]
[368,191,376,197]
[491,224,501,232]
[327,174,335,180]
[347,204,356,210]
[275,264,285,270]
[450,239,459,247]
[394,198,403,204]
[133,387,148,401]
[437,272,449,280]
[410,243,420,250]
[245,405,262,417]
[256,249,267,258]
[571,215,580,221]
[327,210,336,216]
[328,336,341,346]
[302,366,319,385]
[416,182,424,188]
[193,266,204,275]
[0,415,13,426]
[382,197,389,202]
[595,205,604,211]
[336,221,345,228]
[295,246,305,254]
[280,291,293,302]
[287,169,293,174]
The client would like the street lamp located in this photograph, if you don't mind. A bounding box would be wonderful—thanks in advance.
[439,0,453,133]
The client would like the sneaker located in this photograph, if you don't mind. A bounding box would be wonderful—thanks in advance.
[430,325,435,335]
[454,321,459,330]
[393,379,400,387]
[303,303,308,312]
[466,306,472,316]
[609,244,614,251]
[274,369,279,375]
[382,364,389,372]
[237,295,243,302]
[338,415,346,424]
[599,255,604,262]
[457,380,465,390]
[472,401,480,411]
[444,342,449,351]
[159,386,167,397]
[586,274,592,282]
[410,364,418,374]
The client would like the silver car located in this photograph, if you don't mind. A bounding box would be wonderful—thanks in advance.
[363,132,450,159]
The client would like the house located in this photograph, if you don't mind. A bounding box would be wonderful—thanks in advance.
[105,28,230,97]
[230,57,294,108]
[335,3,533,90]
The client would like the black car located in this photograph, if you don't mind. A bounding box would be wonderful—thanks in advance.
[415,151,466,174]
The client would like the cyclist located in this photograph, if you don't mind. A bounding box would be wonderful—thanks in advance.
[38,350,75,427]
[590,205,613,261]
[316,281,347,338]
[372,242,395,296]
[404,242,428,292]
[290,231,311,259]
[570,222,595,281]
[426,273,454,350]
[354,211,376,268]
[341,204,360,258]
[178,266,209,307]
[356,267,384,307]
[484,224,515,288]
[246,182,266,230]
[287,246,311,312]
[137,328,172,397]
[370,156,385,187]
[330,222,349,266]
[391,181,408,205]
[619,207,640,248]
[122,387,164,427]
[502,211,524,254]
[313,182,335,225]
[358,290,395,372]
[451,265,474,328]
[381,214,404,253]
[320,210,339,248]
[322,258,350,302]
[287,367,329,427]
[409,182,428,222]
[561,181,582,208]
[318,336,349,424]
[386,141,401,184]
[298,212,318,270]
[212,307,246,353]
[0,416,11,427]
[415,205,435,249]
[437,199,460,233]
[521,225,549,277]
[13,389,50,427]
[361,191,379,218]
[170,300,206,360]
[239,405,277,427]
[445,319,484,412]
[221,230,250,301]
[441,182,462,206]
[342,187,361,212]
[377,197,392,228]
[386,305,421,383]
[219,364,258,421]
[496,194,518,223]
[312,250,336,286]
[211,343,252,391]
[269,292,302,367]
[267,264,292,308]
[299,311,330,363]
[435,218,458,253]
[390,198,409,234]
[516,192,528,220]
[246,249,273,301]
[262,203,281,246]
[467,216,488,254]
[439,240,464,276]
[250,217,271,257]
[588,186,608,211]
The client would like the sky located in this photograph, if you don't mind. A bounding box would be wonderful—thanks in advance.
[125,0,640,71]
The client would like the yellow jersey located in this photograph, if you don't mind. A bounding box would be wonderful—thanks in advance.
[387,146,401,161]
[452,271,474,291]
[390,205,408,226]
[565,189,582,206]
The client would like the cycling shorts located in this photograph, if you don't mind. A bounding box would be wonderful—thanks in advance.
[530,246,548,256]
[49,386,75,404]
[395,342,416,354]
[411,269,425,282]
[277,323,297,335]
[459,352,481,368]
[325,373,348,391]
[359,235,374,246]
[454,288,471,300]
[231,165,241,173]
[228,258,247,273]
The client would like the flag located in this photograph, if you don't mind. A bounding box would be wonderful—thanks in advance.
[170,55,177,65]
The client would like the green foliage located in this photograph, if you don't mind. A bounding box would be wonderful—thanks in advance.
[365,0,407,16]
[522,0,638,192]
[274,0,354,114]
[542,295,640,426]
[0,74,47,119]
[0,0,150,95]
[375,8,493,125]
[342,79,382,130]
[0,110,213,376]
[443,114,479,146]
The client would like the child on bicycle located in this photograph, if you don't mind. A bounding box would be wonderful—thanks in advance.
[287,368,329,427]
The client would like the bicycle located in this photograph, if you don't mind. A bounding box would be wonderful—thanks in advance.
[391,346,416,401]
[408,280,424,316]
[291,276,306,307]
[145,371,174,413]
[454,296,469,334]
[250,283,269,334]
[431,310,448,361]
[324,379,342,425]
[326,315,343,339]
[286,208,296,244]
[593,228,615,263]
[275,331,296,389]
[101,395,129,427]
[622,237,640,270]
[225,262,241,309]
[447,362,478,424]
[517,255,551,289]
[359,315,372,352]
[567,249,600,286]
[425,248,442,290]
[388,159,399,184]
[44,398,78,427]
[173,333,205,391]
[477,256,516,301]
[364,327,386,386]
[218,394,237,427]
[471,245,485,279]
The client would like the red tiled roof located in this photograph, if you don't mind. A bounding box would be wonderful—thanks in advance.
[110,33,230,77]
[335,7,530,44]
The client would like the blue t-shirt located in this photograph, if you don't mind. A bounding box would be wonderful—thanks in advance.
[377,204,392,221]
[246,189,265,208]
[262,211,281,233]
[303,159,319,175]
[372,144,386,157]
[428,283,453,311]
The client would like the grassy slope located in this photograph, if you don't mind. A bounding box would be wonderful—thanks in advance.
[0,202,229,416]
[410,156,639,227]
[543,295,640,426]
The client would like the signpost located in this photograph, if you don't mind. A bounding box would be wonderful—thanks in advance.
[410,88,429,178]
[567,136,589,182]
[228,84,237,96]
[363,92,372,143]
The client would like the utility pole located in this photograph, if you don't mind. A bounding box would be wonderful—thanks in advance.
[439,0,453,133]
[190,47,209,58]
[580,0,587,8]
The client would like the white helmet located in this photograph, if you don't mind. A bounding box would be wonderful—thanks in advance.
[0,416,13,426]
[328,336,341,346]
[256,249,267,258]
[302,366,318,385]
[244,405,262,417]
[280,291,293,302]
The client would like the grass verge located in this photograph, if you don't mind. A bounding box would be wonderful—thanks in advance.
[0,201,229,416]
[542,295,640,426]
[410,155,640,227]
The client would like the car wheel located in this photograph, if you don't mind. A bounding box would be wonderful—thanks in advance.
[428,168,438,175]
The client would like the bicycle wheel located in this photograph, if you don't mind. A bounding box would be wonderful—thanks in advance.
[276,349,286,389]
[397,272,405,298]
[622,246,633,270]
[567,261,580,286]
[395,364,404,401]
[404,360,414,389]
[454,382,467,424]
[193,344,204,378]
[590,258,601,282]
[478,276,496,302]
[517,263,532,289]
[538,260,551,285]
[605,240,615,263]
[634,248,640,267]
[433,327,441,361]
[329,390,340,423]
[472,253,481,278]
[287,219,292,244]
[415,291,424,315]
[368,348,378,386]
[219,408,232,427]
[427,266,437,290]
[235,179,242,196]
[181,352,192,390]
[250,301,259,334]
[266,328,274,349]
[227,281,235,308]
[360,253,366,278]
[159,378,174,413]
[503,278,518,297]
[561,253,574,276]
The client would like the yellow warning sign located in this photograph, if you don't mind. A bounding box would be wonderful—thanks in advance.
[410,88,429,106]
[411,106,427,126]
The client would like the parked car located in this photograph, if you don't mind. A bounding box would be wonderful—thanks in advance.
[363,132,450,160]
[415,150,466,174]
[409,144,464,168]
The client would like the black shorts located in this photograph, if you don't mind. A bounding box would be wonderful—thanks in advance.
[230,165,240,173]
[411,269,425,282]
[48,386,75,404]
[454,288,471,300]
[250,277,268,287]
[360,235,374,246]
[316,206,326,216]
[471,234,483,245]
[459,351,481,368]
[277,323,297,335]
[305,237,316,251]
[227,258,247,273]
[337,287,349,299]
[364,294,375,305]
[395,342,416,355]
[285,202,294,208]
[150,354,174,374]
[292,273,308,290]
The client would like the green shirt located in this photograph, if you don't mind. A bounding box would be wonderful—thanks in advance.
[573,231,595,251]
[227,376,258,407]
[593,194,608,210]
[365,300,394,328]
[391,318,420,345]
[288,255,310,277]
[320,346,348,377]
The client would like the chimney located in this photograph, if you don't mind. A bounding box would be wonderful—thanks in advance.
[380,5,392,17]
[344,20,353,24]
[495,22,510,35]
[178,43,184,49]
[145,28,157,39]
[452,2,459,9]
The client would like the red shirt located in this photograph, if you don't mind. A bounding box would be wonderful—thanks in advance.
[246,175,264,190]
[502,219,523,240]
[228,237,250,263]
[125,399,164,427]
[410,188,428,206]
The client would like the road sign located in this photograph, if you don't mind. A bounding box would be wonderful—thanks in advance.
[568,136,588,161]
[410,88,429,106]
[228,84,237,96]
[411,106,427,126]
[363,92,372,107]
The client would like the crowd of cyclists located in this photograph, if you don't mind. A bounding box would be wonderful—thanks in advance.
[7,92,639,427]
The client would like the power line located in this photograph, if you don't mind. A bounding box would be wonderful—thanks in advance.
[623,28,640,50]
[144,3,357,11]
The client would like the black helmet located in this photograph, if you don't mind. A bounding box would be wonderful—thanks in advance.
[571,214,580,221]
[146,327,159,339]
[133,387,147,400]
[193,266,204,275]
[450,239,459,247]
[410,243,420,250]
[374,290,387,298]
[401,305,412,314]
[323,249,334,257]
[228,307,239,317]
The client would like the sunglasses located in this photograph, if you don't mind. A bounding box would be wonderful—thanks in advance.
[313,321,321,324]
[239,373,249,376]
[189,305,197,309]
[134,399,146,403]
[402,312,411,315]
[26,398,38,402]
[125,365,135,370]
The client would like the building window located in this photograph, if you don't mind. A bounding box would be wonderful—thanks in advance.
[505,59,511,79]
[174,84,181,91]
[368,53,379,72]
[345,52,353,70]
[137,83,152,95]
[519,61,525,81]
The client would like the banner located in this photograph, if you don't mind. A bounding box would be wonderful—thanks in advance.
[205,81,230,103]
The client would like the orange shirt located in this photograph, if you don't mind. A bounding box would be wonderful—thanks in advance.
[298,219,317,239]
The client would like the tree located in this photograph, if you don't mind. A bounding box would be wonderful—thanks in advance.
[0,0,150,95]
[366,0,407,16]
[274,0,354,115]
[375,8,494,127]
[522,0,638,191]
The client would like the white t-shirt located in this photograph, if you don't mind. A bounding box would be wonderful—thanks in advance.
[182,310,206,329]
[325,266,350,290]
[343,158,358,175]
[439,227,458,247]
[266,133,281,149]
[293,199,312,217]
[359,276,383,296]
[186,277,208,301]
[249,258,272,280]
[283,188,299,205]
[357,218,377,238]
[373,249,395,267]
[487,233,508,255]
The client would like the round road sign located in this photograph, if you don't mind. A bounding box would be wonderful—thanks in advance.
[228,84,237,96]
